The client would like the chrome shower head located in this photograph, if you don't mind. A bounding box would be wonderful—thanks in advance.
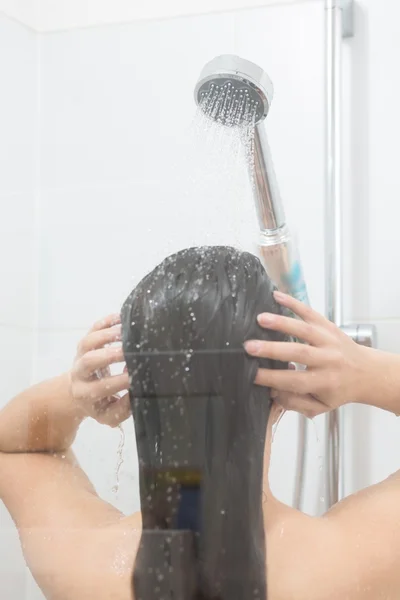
[194,54,285,231]
[194,55,274,125]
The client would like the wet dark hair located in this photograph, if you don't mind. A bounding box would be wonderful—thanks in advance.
[121,246,288,600]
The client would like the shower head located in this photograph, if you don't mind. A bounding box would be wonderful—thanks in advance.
[194,55,274,125]
[194,54,285,231]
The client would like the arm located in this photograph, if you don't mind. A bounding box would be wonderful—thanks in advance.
[0,374,85,453]
[0,313,130,454]
[0,315,137,599]
[0,449,141,599]
[358,347,400,414]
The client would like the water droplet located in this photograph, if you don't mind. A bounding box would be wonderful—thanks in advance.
[113,425,125,498]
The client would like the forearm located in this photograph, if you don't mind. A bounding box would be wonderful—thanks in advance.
[357,346,400,415]
[0,374,86,454]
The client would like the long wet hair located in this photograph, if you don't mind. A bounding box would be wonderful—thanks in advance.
[121,246,288,600]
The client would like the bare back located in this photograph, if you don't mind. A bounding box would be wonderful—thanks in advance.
[1,449,400,600]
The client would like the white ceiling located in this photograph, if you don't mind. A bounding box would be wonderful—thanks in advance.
[0,0,307,32]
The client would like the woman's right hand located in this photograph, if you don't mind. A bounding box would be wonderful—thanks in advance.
[69,314,131,428]
[245,292,375,419]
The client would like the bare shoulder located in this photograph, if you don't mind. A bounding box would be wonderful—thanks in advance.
[266,507,344,600]
[321,472,400,598]
[0,450,142,599]
[267,472,400,600]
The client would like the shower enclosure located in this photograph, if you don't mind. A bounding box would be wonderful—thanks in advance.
[0,0,392,597]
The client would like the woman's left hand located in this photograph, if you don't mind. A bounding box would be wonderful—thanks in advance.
[69,314,131,428]
[244,291,372,419]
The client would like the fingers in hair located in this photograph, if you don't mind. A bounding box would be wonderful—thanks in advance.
[96,393,132,427]
[245,341,322,367]
[78,324,122,355]
[88,314,121,334]
[76,346,125,378]
[256,313,329,347]
[80,373,130,400]
[254,368,313,396]
[273,390,327,419]
[272,292,326,324]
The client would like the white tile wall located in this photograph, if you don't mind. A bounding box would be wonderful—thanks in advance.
[0,327,33,408]
[0,193,35,231]
[1,0,314,33]
[0,0,39,31]
[366,0,400,321]
[0,223,36,329]
[340,0,400,324]
[0,14,38,600]
[33,330,83,381]
[39,14,235,190]
[0,14,37,414]
[0,15,37,194]
[37,173,258,329]
[0,16,37,327]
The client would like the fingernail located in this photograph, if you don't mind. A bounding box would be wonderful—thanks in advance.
[244,340,262,355]
[257,313,274,326]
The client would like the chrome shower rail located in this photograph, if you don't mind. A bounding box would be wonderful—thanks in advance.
[324,0,346,510]
[324,0,376,509]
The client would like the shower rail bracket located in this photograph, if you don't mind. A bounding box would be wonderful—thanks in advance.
[341,323,377,349]
[340,0,354,39]
[327,0,354,38]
